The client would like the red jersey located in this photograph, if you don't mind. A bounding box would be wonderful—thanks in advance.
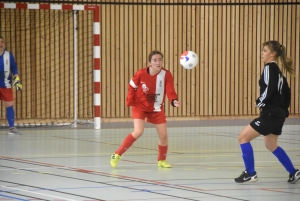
[126,67,178,112]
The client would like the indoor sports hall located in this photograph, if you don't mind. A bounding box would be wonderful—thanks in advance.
[0,1,300,201]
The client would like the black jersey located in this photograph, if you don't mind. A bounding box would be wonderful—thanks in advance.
[256,61,291,117]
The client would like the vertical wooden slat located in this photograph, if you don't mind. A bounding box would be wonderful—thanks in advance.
[40,10,44,120]
[241,3,246,115]
[255,4,262,116]
[125,5,131,117]
[50,11,56,119]
[111,6,116,117]
[265,5,270,40]
[208,5,213,116]
[225,5,230,115]
[146,5,152,63]
[221,5,226,115]
[34,10,41,120]
[70,10,75,119]
[287,5,293,112]
[191,3,196,116]
[106,5,111,118]
[118,4,125,118]
[295,5,300,114]
[282,5,287,66]
[194,4,200,116]
[250,3,256,115]
[28,9,36,123]
[142,5,147,70]
[115,5,121,117]
[54,10,60,118]
[186,2,191,116]
[89,10,94,118]
[102,5,108,118]
[128,5,134,113]
[241,4,246,115]
[151,5,156,50]
[134,4,143,118]
[216,5,222,115]
[59,11,64,119]
[164,4,170,116]
[174,6,182,116]
[119,4,126,117]
[290,4,296,114]
[270,5,274,39]
[230,6,235,115]
[247,4,253,116]
[237,5,243,116]
[204,5,209,116]
[274,4,279,40]
[212,3,218,115]
[168,6,175,117]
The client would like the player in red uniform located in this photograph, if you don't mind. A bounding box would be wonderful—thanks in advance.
[110,50,180,168]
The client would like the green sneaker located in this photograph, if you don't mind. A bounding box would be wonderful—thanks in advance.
[110,153,121,168]
[158,160,172,168]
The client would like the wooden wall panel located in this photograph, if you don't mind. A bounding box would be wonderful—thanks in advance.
[98,3,300,119]
[0,1,299,125]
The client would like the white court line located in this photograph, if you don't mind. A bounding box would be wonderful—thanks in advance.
[0,186,77,201]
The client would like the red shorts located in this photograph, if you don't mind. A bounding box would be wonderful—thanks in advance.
[132,107,166,124]
[0,88,14,101]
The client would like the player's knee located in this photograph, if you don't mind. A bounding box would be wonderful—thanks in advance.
[132,130,144,139]
[238,134,246,144]
[159,133,168,142]
[265,143,277,152]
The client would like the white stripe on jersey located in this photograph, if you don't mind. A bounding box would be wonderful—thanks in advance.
[4,51,11,88]
[154,70,166,111]
[129,79,138,89]
[258,65,269,107]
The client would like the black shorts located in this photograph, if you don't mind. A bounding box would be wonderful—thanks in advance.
[250,112,285,136]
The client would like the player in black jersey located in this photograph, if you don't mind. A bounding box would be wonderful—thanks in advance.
[234,40,300,184]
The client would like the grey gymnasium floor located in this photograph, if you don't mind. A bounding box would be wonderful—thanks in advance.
[0,118,299,201]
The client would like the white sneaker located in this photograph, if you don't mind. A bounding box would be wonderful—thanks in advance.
[8,127,22,135]
[288,169,300,184]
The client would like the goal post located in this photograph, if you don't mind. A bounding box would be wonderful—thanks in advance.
[0,3,101,129]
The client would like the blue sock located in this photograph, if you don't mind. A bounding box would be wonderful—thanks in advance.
[240,142,255,175]
[272,146,296,174]
[6,106,15,128]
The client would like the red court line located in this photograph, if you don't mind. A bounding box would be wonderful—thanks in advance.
[261,188,300,194]
[0,156,204,191]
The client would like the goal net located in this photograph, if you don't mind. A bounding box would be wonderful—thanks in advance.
[0,3,101,129]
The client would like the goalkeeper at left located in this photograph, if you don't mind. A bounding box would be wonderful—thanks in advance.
[0,36,22,135]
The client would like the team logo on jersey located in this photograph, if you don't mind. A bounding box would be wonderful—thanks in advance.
[6,59,8,65]
[254,121,260,126]
[159,80,162,87]
[142,83,149,93]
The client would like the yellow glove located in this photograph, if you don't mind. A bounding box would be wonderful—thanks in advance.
[13,76,22,90]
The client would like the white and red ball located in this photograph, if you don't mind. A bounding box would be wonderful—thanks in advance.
[180,51,198,70]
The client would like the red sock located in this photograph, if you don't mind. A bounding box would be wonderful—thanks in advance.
[158,144,168,161]
[115,133,136,156]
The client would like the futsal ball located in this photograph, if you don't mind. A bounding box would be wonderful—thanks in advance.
[180,51,198,70]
